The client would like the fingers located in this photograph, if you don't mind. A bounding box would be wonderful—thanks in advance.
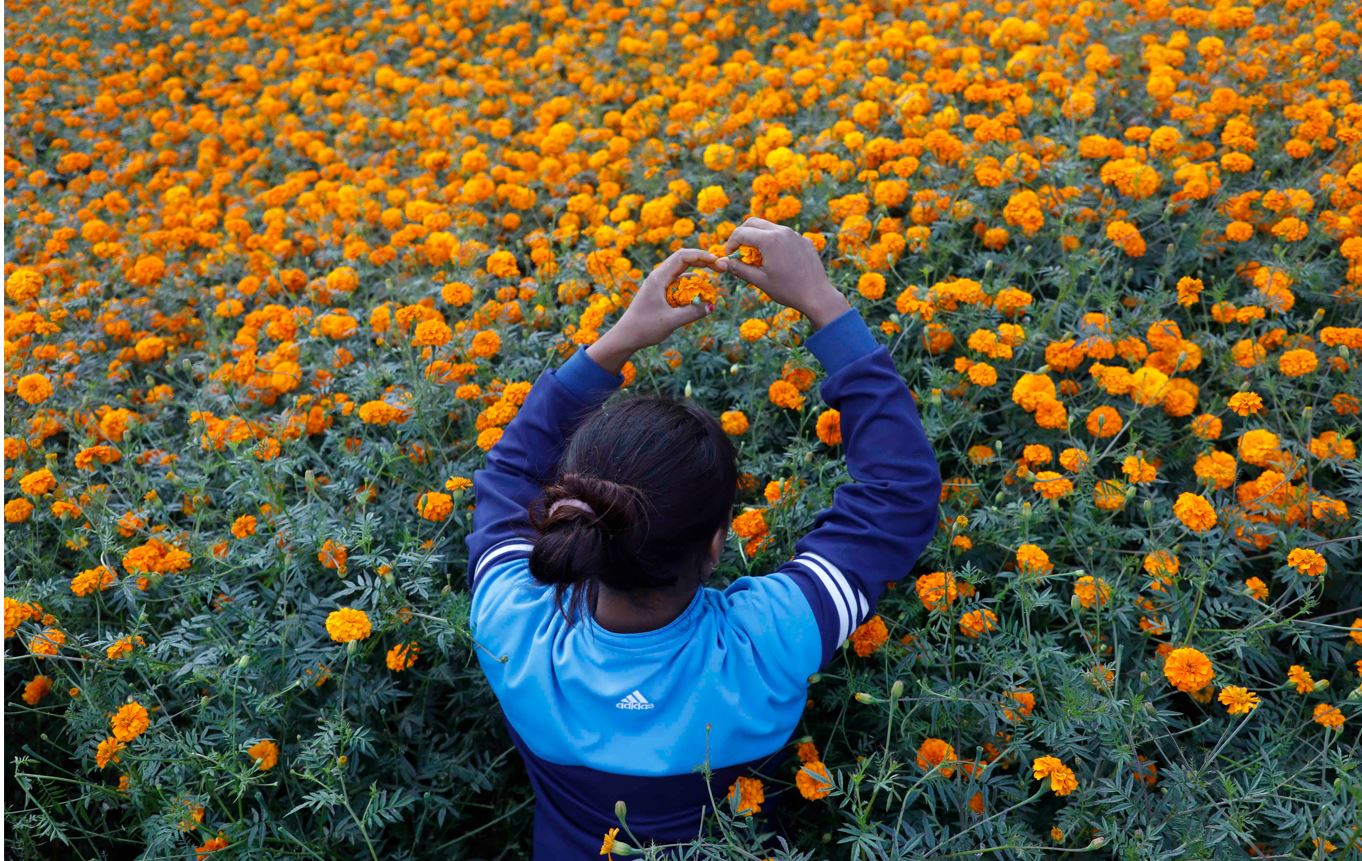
[650,248,720,287]
[742,216,781,230]
[724,258,767,287]
[723,224,774,255]
[670,298,715,328]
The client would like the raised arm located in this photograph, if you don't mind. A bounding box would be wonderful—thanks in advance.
[467,247,727,593]
[721,219,942,669]
[776,308,942,665]
[467,348,623,591]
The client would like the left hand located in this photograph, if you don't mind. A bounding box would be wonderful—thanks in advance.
[586,249,726,374]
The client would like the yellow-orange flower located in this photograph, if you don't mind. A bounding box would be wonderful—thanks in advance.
[1032,755,1078,795]
[111,701,150,742]
[1285,548,1326,576]
[1218,686,1259,715]
[1163,646,1214,692]
[325,607,372,643]
[796,761,833,800]
[726,775,764,816]
[719,410,749,435]
[95,736,126,769]
[386,642,420,671]
[248,739,279,770]
[768,379,805,410]
[15,373,53,405]
[1173,493,1216,532]
[959,608,997,638]
[916,738,957,777]
[1312,702,1344,730]
[417,491,454,522]
[849,615,888,657]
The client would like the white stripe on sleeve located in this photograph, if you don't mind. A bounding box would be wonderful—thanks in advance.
[472,540,534,585]
[795,554,851,644]
[804,551,868,628]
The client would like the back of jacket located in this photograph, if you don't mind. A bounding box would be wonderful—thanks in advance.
[465,307,942,858]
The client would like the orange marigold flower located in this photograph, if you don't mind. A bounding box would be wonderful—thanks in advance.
[796,761,833,800]
[731,508,768,540]
[1015,544,1052,575]
[849,615,888,657]
[231,515,257,538]
[1163,646,1214,692]
[815,409,842,446]
[19,468,56,496]
[1227,392,1263,416]
[1218,686,1259,715]
[248,739,279,770]
[111,701,150,742]
[1278,349,1317,377]
[1173,492,1216,532]
[768,379,805,410]
[386,642,420,671]
[915,571,960,611]
[916,738,957,777]
[1286,548,1326,576]
[1032,755,1078,795]
[1245,577,1268,601]
[28,627,65,658]
[326,607,372,643]
[5,599,41,640]
[726,776,764,816]
[959,608,998,638]
[95,736,126,769]
[1032,471,1073,500]
[417,491,454,522]
[15,373,53,405]
[71,565,117,597]
[1073,576,1112,608]
[1003,690,1036,721]
[22,674,53,706]
[1085,405,1122,438]
[1287,664,1314,694]
[719,410,749,435]
[318,539,348,574]
[196,833,229,856]
[470,330,502,359]
[1312,703,1344,730]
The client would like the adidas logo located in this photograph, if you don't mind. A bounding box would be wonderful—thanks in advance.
[615,690,654,710]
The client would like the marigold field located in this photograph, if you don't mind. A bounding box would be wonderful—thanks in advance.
[5,0,1362,857]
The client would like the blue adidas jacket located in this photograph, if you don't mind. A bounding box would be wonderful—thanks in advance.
[466,307,942,857]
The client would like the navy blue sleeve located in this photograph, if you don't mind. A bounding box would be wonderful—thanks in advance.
[774,307,943,666]
[467,346,623,591]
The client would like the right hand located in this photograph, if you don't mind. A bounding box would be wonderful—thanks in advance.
[722,218,851,329]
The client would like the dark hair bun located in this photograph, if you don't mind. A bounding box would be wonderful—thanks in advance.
[528,472,650,601]
[525,396,738,624]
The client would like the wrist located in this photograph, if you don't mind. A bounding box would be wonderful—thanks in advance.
[803,290,852,330]
[585,327,637,375]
